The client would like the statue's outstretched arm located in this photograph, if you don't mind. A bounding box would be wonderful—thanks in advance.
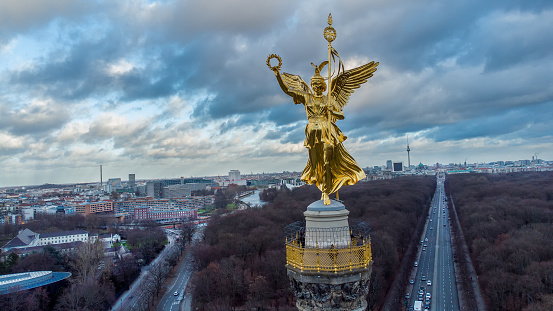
[272,70,311,105]
[273,69,296,97]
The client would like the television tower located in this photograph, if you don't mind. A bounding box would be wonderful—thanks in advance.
[406,135,411,170]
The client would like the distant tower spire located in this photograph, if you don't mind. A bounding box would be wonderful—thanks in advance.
[406,135,411,170]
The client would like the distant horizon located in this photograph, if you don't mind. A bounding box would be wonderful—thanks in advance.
[2,157,550,189]
[1,1,552,189]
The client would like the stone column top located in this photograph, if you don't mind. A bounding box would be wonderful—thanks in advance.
[307,199,345,211]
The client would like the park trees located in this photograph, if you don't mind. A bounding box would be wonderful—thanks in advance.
[447,172,553,311]
[191,176,435,310]
[68,239,104,283]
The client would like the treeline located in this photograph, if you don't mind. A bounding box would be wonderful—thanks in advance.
[445,172,553,311]
[214,184,248,209]
[191,176,435,310]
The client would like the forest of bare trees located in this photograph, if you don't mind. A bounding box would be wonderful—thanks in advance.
[445,172,553,311]
[191,176,436,310]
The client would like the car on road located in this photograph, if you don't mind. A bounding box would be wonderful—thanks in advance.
[410,279,414,284]
[429,219,432,222]
[427,280,432,286]
[422,247,426,251]
[418,294,424,301]
[425,238,428,242]
[406,293,410,299]
[426,293,431,299]
[430,227,433,230]
[414,261,418,267]
[174,291,179,296]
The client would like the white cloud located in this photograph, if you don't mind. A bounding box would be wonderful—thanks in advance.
[106,60,135,76]
[0,131,25,149]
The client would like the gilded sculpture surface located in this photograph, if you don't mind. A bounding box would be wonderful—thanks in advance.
[268,14,378,205]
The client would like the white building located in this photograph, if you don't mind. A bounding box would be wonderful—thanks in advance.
[1,228,91,253]
[38,230,89,246]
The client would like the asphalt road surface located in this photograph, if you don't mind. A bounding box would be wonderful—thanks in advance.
[158,226,205,311]
[406,176,459,311]
[111,234,176,311]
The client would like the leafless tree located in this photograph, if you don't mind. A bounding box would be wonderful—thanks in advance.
[56,280,114,311]
[149,261,170,297]
[69,239,104,283]
[165,245,180,266]
[179,220,195,245]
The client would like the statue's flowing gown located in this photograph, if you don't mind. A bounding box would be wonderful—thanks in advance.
[299,94,366,195]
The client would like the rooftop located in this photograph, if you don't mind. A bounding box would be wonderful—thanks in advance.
[0,271,71,294]
[40,229,88,238]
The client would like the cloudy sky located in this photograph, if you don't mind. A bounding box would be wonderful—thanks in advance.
[1,0,552,187]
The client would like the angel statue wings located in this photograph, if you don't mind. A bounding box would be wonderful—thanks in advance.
[268,53,378,205]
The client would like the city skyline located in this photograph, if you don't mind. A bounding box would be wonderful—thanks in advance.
[1,0,552,187]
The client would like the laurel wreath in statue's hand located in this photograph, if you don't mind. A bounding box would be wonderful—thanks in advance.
[266,54,282,71]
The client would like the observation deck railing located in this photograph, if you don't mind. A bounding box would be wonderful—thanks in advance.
[284,221,372,273]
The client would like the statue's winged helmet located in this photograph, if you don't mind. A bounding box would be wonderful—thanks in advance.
[310,61,328,92]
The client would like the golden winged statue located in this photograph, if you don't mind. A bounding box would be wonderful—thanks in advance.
[268,53,378,205]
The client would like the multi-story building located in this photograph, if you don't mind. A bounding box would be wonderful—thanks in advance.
[4,214,22,225]
[113,196,214,217]
[146,181,164,198]
[76,201,114,216]
[128,174,136,188]
[163,183,209,198]
[38,230,89,246]
[229,170,241,182]
[1,228,91,253]
[21,205,76,220]
[133,207,197,222]
[104,178,122,193]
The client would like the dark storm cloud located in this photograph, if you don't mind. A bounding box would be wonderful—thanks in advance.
[151,0,296,39]
[6,0,553,137]
[9,29,200,103]
[325,0,553,73]
[263,124,303,144]
[427,101,553,142]
[218,113,264,134]
[266,101,305,126]
[0,0,92,46]
[280,126,305,144]
[0,102,70,136]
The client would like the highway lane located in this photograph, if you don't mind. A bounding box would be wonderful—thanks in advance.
[158,225,205,311]
[407,176,459,310]
[433,178,459,311]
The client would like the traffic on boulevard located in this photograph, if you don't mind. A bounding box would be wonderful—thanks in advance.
[406,176,459,311]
